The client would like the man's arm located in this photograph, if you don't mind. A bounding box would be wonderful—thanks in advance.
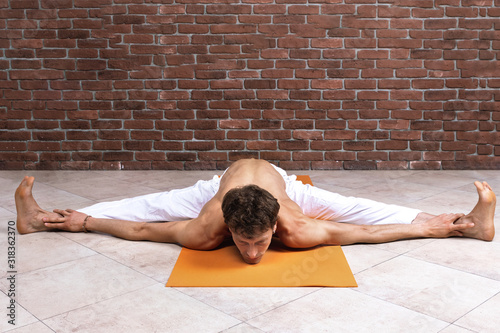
[86,217,224,250]
[43,201,227,250]
[279,213,474,248]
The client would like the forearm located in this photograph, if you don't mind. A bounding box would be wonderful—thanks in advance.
[300,218,427,246]
[326,213,472,245]
[85,217,179,243]
[84,217,221,248]
[329,223,427,245]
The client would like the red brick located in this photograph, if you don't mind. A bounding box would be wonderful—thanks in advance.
[27,141,61,151]
[260,151,291,161]
[344,141,374,151]
[279,161,311,170]
[344,161,377,170]
[194,130,225,140]
[424,152,455,161]
[358,151,388,161]
[410,161,442,170]
[443,121,478,131]
[260,130,291,140]
[376,141,408,150]
[410,141,440,151]
[325,151,356,161]
[377,161,409,170]
[185,141,215,151]
[217,141,245,150]
[291,152,323,161]
[309,140,342,151]
[279,141,309,150]
[198,152,228,161]
[228,151,259,161]
[293,130,323,140]
[348,120,378,130]
[247,141,277,150]
[391,131,422,140]
[357,130,389,140]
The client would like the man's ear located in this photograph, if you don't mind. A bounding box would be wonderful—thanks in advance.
[272,224,277,234]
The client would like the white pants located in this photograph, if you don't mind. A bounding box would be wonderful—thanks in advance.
[79,166,421,225]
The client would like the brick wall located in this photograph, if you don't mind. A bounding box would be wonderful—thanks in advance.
[1,0,499,170]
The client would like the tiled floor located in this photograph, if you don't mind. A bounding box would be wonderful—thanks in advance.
[0,169,499,333]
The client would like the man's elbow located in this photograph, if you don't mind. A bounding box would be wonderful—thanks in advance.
[279,224,319,249]
[182,234,223,251]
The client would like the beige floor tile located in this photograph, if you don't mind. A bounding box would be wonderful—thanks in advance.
[406,189,479,216]
[175,287,319,321]
[355,256,500,322]
[92,170,220,190]
[439,324,477,333]
[341,244,398,274]
[457,170,498,179]
[365,238,436,255]
[0,255,156,319]
[407,238,500,280]
[247,288,448,332]
[0,207,15,221]
[0,292,38,332]
[454,292,500,333]
[493,217,499,243]
[61,232,181,283]
[397,172,478,189]
[221,323,265,333]
[43,284,240,333]
[350,180,448,205]
[5,321,54,333]
[46,177,161,202]
[10,170,96,185]
[12,232,96,274]
[456,178,500,196]
[310,170,388,190]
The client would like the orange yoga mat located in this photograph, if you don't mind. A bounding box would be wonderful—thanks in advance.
[166,175,357,288]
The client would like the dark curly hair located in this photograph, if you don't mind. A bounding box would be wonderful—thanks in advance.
[221,185,280,238]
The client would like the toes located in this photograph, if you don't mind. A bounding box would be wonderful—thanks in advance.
[483,182,493,191]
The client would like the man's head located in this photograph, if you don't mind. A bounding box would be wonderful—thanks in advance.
[221,185,280,264]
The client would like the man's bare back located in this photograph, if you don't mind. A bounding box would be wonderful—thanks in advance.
[216,159,288,201]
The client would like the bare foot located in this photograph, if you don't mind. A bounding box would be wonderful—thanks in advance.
[455,181,496,241]
[15,176,60,234]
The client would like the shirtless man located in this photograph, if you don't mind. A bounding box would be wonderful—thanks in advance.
[15,159,496,264]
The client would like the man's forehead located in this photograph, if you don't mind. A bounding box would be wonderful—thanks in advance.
[232,230,270,241]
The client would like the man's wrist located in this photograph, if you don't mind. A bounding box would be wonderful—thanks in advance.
[82,215,92,233]
[413,222,430,238]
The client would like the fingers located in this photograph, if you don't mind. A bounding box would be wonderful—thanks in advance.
[44,222,62,229]
[439,213,465,222]
[42,216,66,223]
[452,222,475,231]
[449,230,464,237]
[52,208,76,215]
[53,208,69,216]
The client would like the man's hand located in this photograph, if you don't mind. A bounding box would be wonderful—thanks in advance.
[42,209,87,232]
[422,213,474,238]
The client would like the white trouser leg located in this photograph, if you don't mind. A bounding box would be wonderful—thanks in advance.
[285,176,421,225]
[78,176,220,222]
